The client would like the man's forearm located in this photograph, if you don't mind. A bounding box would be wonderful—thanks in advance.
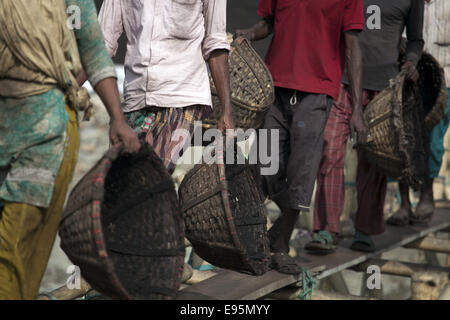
[345,31,363,113]
[405,39,424,66]
[94,77,126,123]
[208,49,233,117]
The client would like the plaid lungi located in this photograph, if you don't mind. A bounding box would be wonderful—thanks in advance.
[125,105,205,174]
[314,84,386,235]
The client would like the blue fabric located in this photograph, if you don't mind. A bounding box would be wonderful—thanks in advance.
[429,88,450,178]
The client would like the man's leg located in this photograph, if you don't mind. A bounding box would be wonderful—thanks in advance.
[387,182,412,226]
[351,91,387,252]
[257,88,304,274]
[260,90,291,253]
[0,105,79,299]
[351,149,387,252]
[271,92,331,255]
[314,85,353,236]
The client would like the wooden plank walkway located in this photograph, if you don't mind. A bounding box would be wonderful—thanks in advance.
[176,207,450,300]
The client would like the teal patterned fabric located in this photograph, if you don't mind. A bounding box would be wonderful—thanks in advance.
[66,0,116,86]
[429,88,450,178]
[0,0,116,208]
[0,89,69,208]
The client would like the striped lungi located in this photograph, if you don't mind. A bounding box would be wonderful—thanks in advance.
[125,105,205,174]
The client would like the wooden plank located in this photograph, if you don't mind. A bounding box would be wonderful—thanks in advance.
[405,236,450,254]
[351,258,450,276]
[177,207,450,300]
[266,288,374,300]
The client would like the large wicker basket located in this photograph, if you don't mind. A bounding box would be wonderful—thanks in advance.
[203,37,275,130]
[417,52,448,131]
[362,73,427,188]
[59,144,185,300]
[178,143,270,275]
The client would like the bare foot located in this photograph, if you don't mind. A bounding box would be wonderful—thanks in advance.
[387,206,411,226]
[411,192,434,225]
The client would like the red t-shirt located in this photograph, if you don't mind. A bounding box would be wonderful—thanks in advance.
[257,0,364,100]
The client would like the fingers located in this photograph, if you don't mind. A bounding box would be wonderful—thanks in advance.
[234,30,243,40]
[217,121,225,134]
[109,130,120,147]
[410,69,419,82]
[110,122,140,153]
[358,130,367,145]
[121,131,140,153]
[402,62,419,82]
[234,29,252,41]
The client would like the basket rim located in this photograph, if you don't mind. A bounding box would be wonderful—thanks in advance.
[422,52,448,129]
[210,37,275,109]
[61,144,133,299]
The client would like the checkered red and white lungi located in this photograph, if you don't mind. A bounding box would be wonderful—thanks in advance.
[314,84,387,235]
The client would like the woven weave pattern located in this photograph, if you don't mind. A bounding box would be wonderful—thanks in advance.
[179,146,270,275]
[204,37,275,130]
[59,145,185,300]
[362,74,426,188]
[417,53,448,131]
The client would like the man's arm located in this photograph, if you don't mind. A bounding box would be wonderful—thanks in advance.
[235,18,274,42]
[203,0,234,132]
[94,78,141,153]
[402,0,425,81]
[345,30,366,144]
[208,50,234,132]
[70,0,139,153]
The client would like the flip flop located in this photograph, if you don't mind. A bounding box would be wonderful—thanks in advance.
[270,252,303,275]
[350,231,376,253]
[304,230,337,255]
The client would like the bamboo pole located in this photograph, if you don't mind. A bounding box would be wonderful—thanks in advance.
[438,282,450,300]
[411,271,448,300]
[317,272,350,295]
[265,287,374,300]
[37,263,194,300]
[185,269,217,285]
[182,263,194,283]
[404,236,450,254]
[37,278,91,300]
[351,258,450,277]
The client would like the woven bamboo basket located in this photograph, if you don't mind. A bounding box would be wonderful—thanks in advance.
[178,142,270,275]
[59,144,185,300]
[417,52,448,131]
[362,73,427,188]
[203,37,275,130]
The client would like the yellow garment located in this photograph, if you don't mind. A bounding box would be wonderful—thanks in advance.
[0,105,79,300]
[0,0,92,119]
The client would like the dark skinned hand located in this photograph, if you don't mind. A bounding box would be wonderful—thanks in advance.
[402,61,419,82]
[350,108,368,145]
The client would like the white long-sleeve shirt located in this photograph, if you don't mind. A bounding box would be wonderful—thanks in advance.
[98,0,230,112]
[424,0,450,86]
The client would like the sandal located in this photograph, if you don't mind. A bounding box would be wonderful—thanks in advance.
[304,230,337,255]
[270,252,303,275]
[387,207,411,226]
[350,230,376,253]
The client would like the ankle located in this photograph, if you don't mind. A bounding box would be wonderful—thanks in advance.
[419,190,434,203]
